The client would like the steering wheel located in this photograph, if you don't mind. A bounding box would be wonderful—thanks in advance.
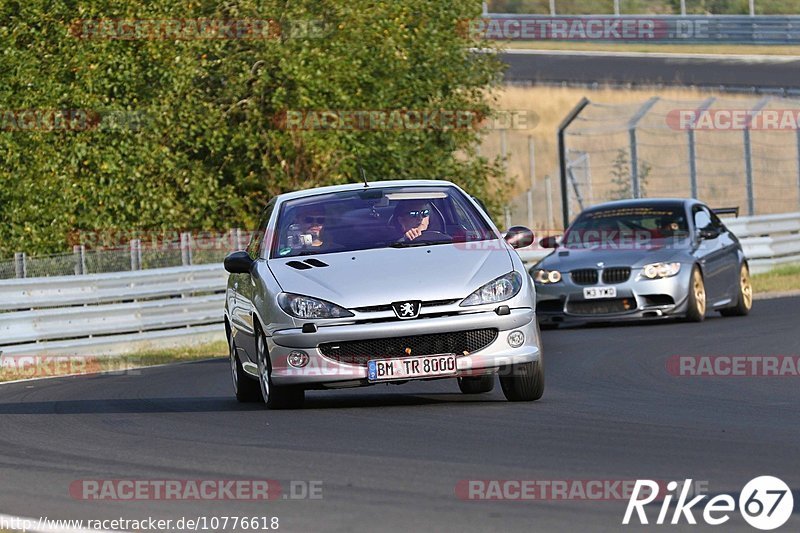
[397,230,453,244]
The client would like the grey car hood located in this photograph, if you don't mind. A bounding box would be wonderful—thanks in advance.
[537,241,691,271]
[269,244,513,309]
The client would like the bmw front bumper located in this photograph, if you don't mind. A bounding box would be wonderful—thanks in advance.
[265,308,541,388]
[535,267,692,325]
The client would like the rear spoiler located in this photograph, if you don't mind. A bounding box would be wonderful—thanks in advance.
[712,207,739,218]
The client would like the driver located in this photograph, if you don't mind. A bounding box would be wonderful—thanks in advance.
[393,200,431,241]
[289,204,326,248]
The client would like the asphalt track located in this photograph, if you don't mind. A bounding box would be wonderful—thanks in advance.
[1,297,800,532]
[500,50,800,90]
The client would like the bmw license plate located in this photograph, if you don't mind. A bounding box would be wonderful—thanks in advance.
[368,354,457,382]
[583,286,617,299]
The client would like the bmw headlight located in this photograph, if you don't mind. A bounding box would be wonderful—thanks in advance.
[532,269,562,284]
[641,262,681,279]
[278,293,354,319]
[461,272,522,307]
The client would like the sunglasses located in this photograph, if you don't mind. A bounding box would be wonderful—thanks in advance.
[406,209,430,218]
[303,216,325,224]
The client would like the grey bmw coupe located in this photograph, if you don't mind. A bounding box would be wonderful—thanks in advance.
[224,180,543,408]
[532,198,752,327]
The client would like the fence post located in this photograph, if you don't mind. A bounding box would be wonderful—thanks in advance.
[503,206,511,232]
[628,97,660,199]
[688,97,716,199]
[796,128,800,211]
[550,0,556,16]
[614,0,620,15]
[558,97,591,229]
[73,245,86,275]
[545,175,554,229]
[180,232,193,266]
[749,0,755,16]
[500,128,507,171]
[680,0,687,15]
[130,239,142,271]
[744,97,770,216]
[14,252,26,279]
[528,135,536,230]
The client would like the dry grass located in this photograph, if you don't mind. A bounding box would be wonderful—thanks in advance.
[0,341,227,383]
[752,264,800,293]
[504,41,800,56]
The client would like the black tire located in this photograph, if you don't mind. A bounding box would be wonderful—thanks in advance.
[720,263,753,317]
[255,326,305,410]
[229,331,261,403]
[457,375,495,394]
[685,265,706,323]
[500,359,544,402]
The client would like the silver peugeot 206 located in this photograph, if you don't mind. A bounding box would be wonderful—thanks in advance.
[223,180,544,408]
[532,198,752,328]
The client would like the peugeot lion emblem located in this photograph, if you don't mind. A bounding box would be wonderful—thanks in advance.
[392,301,421,320]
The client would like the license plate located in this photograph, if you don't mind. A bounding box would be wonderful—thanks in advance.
[367,354,457,382]
[583,286,617,299]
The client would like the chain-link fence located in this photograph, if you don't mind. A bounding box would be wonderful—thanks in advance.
[497,95,800,231]
[0,230,250,280]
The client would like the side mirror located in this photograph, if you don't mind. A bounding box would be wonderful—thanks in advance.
[698,228,720,240]
[224,251,254,274]
[504,226,535,249]
[539,235,560,249]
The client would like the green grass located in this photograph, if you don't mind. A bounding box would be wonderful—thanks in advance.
[752,264,800,294]
[0,340,227,383]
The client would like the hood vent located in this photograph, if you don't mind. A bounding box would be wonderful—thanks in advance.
[286,261,313,270]
[304,258,329,268]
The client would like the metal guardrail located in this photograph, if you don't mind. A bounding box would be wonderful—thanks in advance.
[0,264,227,356]
[481,15,800,44]
[1,214,797,356]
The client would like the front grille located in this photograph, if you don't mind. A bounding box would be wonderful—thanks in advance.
[567,298,636,315]
[352,299,460,314]
[570,269,598,285]
[602,267,631,284]
[319,328,498,366]
[537,299,564,313]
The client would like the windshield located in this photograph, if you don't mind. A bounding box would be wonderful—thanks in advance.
[562,204,689,249]
[270,186,497,258]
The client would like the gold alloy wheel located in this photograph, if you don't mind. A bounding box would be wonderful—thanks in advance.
[693,269,706,316]
[741,264,753,310]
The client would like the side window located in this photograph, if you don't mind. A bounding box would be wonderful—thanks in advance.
[693,207,712,231]
[247,201,275,260]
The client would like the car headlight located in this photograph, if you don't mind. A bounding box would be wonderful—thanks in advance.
[641,262,681,279]
[532,269,562,284]
[461,272,522,307]
[277,293,354,319]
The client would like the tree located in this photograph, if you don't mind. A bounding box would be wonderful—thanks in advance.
[0,0,509,256]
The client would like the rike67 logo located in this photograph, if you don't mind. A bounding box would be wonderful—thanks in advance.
[623,476,793,530]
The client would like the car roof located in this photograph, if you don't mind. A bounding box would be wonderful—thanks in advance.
[274,179,460,203]
[581,198,700,213]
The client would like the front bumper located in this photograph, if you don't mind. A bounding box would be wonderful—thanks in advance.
[535,268,692,325]
[266,308,541,388]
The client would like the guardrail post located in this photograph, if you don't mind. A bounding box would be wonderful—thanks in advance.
[130,239,142,271]
[14,252,26,279]
[180,232,193,266]
[628,97,660,199]
[73,245,86,275]
[744,97,770,216]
